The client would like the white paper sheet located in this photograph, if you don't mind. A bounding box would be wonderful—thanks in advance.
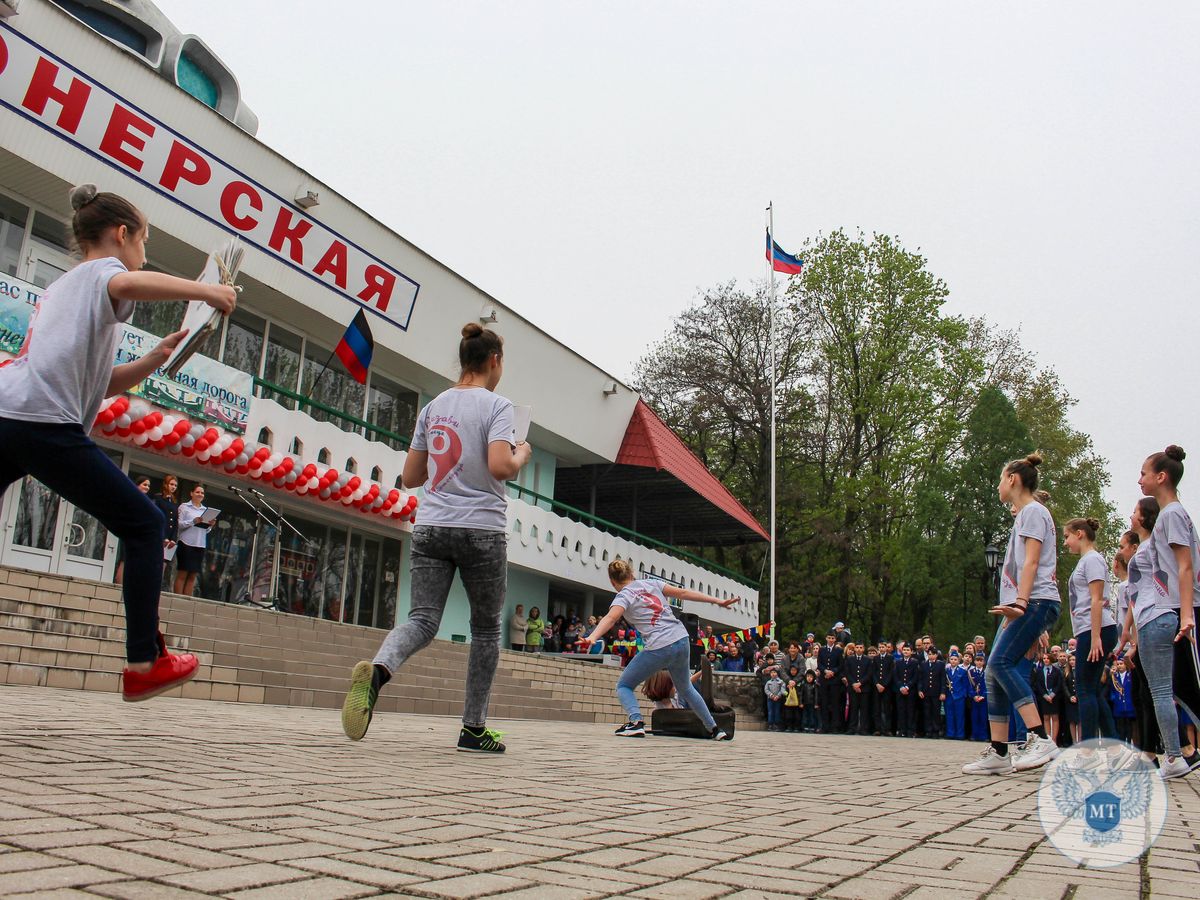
[513,405,532,443]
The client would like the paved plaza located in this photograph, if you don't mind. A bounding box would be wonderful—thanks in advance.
[0,686,1196,899]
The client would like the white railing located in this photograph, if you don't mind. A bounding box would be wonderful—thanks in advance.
[507,499,760,629]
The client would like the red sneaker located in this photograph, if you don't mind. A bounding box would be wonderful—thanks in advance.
[122,651,199,702]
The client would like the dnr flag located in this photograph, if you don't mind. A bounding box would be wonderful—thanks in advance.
[335,309,374,384]
[766,231,804,275]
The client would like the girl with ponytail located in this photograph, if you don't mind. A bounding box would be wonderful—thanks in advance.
[0,185,236,703]
[1134,446,1200,778]
[963,453,1064,776]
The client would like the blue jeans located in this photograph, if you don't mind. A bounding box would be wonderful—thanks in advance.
[616,636,716,730]
[767,697,782,724]
[986,598,1060,723]
[1075,625,1118,742]
[0,420,165,662]
[1138,611,1182,757]
[374,525,507,728]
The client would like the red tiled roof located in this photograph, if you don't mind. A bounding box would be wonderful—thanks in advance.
[616,400,769,541]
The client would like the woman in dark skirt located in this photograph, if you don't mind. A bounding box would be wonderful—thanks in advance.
[1062,652,1079,745]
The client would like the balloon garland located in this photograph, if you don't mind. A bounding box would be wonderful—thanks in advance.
[93,397,418,523]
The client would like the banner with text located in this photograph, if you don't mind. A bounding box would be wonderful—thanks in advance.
[0,22,420,331]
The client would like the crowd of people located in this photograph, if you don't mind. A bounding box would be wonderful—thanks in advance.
[717,451,1200,781]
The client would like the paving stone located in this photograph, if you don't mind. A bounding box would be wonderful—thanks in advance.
[0,685,1197,899]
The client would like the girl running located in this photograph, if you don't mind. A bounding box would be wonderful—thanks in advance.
[341,323,532,752]
[0,185,236,701]
[963,453,1063,775]
[580,559,736,739]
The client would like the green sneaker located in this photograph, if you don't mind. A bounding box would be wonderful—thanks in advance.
[457,725,506,753]
[341,661,384,741]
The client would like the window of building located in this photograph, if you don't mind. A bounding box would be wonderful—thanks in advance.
[177,52,219,109]
[302,340,365,426]
[262,322,303,408]
[220,308,265,379]
[0,193,30,277]
[30,211,70,254]
[365,372,417,449]
[53,1,150,56]
[129,264,186,337]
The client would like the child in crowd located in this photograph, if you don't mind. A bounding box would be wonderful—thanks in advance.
[800,670,819,732]
[1109,658,1135,742]
[943,652,969,739]
[783,664,803,732]
[967,654,988,741]
[764,666,785,731]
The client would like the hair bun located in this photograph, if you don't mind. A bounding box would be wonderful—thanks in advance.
[1086,517,1100,531]
[461,322,483,339]
[1166,445,1186,462]
[1025,452,1043,467]
[69,183,98,211]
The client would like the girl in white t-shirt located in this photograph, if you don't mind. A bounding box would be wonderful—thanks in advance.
[963,453,1063,776]
[580,559,737,739]
[0,185,236,703]
[1131,445,1200,779]
[1062,517,1119,749]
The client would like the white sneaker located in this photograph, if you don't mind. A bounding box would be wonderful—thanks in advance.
[962,746,1014,776]
[1105,745,1140,771]
[1075,751,1104,773]
[1012,735,1060,772]
[1160,755,1191,780]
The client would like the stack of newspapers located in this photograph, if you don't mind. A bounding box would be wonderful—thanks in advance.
[164,237,244,377]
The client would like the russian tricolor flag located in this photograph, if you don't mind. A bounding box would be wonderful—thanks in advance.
[766,231,804,275]
[335,309,374,384]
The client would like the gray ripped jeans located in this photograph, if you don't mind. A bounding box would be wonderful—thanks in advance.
[373,525,507,728]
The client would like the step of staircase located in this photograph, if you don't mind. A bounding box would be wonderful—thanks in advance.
[0,565,765,729]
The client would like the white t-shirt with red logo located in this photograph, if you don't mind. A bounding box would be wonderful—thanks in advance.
[611,579,688,651]
[410,386,516,531]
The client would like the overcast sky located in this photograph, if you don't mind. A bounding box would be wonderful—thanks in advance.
[154,1,1199,519]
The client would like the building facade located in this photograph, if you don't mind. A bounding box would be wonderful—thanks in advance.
[0,0,765,643]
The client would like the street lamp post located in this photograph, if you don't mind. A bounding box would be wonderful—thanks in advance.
[984,543,1001,600]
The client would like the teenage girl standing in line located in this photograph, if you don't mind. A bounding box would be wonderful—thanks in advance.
[1062,517,1121,754]
[963,454,1063,775]
[1117,499,1164,759]
[1126,446,1200,779]
[580,559,736,739]
[0,185,236,701]
[341,323,532,752]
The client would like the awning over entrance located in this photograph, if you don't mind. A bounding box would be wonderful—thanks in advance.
[554,400,768,548]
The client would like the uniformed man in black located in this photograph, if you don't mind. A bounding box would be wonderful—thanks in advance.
[918,646,946,738]
[843,643,867,734]
[817,631,844,733]
[871,640,894,735]
[894,643,920,737]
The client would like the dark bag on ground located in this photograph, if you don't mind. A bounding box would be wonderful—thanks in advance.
[650,657,736,740]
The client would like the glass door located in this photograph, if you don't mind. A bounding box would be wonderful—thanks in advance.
[24,244,73,289]
[0,448,123,581]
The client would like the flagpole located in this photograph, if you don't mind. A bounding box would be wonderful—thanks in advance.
[766,202,777,632]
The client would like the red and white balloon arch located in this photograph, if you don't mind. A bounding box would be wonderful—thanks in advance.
[94,396,418,523]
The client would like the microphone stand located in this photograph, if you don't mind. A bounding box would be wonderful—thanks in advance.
[228,485,312,610]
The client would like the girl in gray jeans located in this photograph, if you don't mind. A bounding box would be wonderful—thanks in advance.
[341,323,531,752]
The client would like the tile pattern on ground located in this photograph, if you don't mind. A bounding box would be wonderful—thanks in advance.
[0,685,1197,899]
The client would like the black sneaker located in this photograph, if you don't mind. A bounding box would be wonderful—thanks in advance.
[614,720,646,738]
[1184,751,1200,773]
[457,725,506,753]
[341,661,385,741]
[710,726,730,741]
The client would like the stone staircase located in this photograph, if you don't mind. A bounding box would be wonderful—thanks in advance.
[0,565,630,724]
